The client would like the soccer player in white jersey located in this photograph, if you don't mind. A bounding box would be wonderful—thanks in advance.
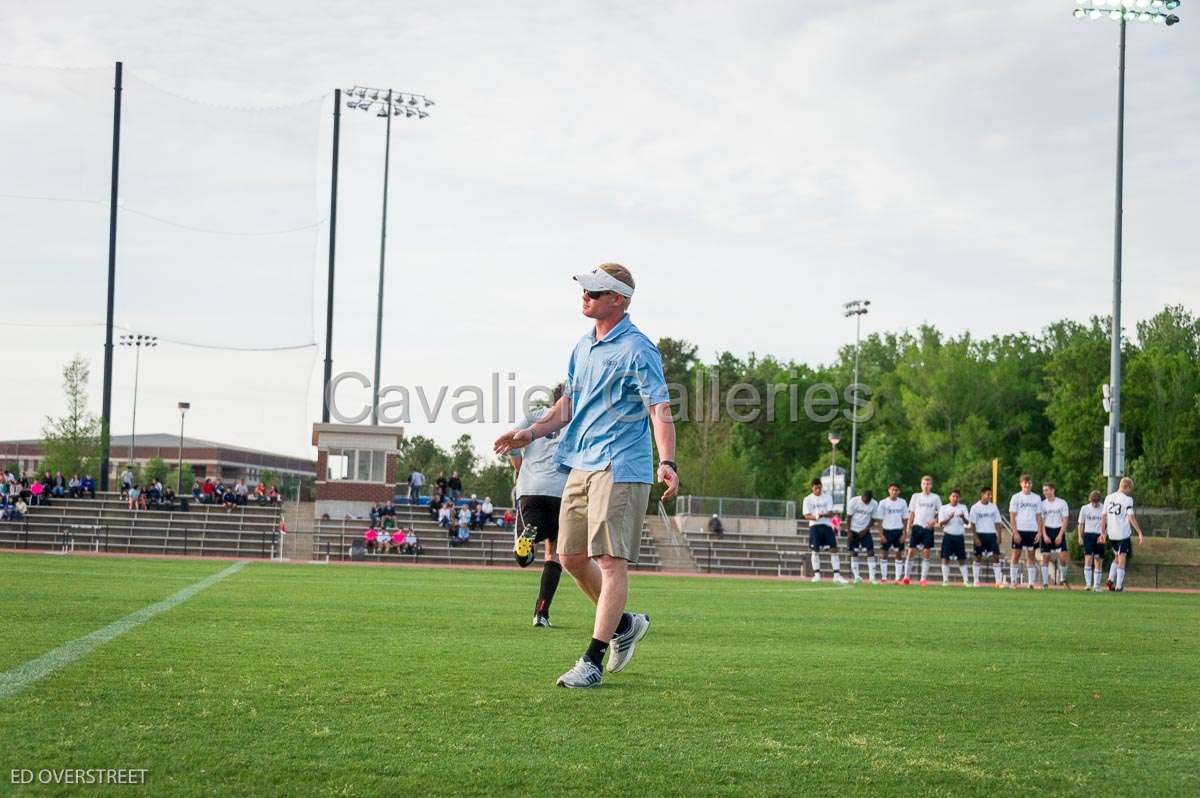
[1039,482,1071,588]
[936,489,970,586]
[1102,477,1144,592]
[969,487,1005,587]
[845,489,880,584]
[1008,474,1043,589]
[903,475,941,586]
[876,484,908,583]
[803,479,846,584]
[1077,490,1107,593]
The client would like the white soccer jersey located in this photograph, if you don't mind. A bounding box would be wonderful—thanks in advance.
[1041,497,1070,530]
[878,497,908,530]
[1103,491,1135,540]
[938,503,968,535]
[803,492,833,524]
[1009,491,1043,532]
[969,501,1002,535]
[1078,503,1104,535]
[846,496,878,533]
[908,492,942,527]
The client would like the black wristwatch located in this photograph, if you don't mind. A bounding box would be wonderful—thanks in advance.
[659,460,677,473]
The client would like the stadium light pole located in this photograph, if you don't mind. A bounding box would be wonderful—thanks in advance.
[1072,0,1181,493]
[828,431,842,515]
[344,85,435,426]
[322,89,341,424]
[119,334,157,468]
[844,299,870,504]
[176,402,190,495]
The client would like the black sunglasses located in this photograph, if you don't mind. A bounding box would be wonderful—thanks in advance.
[583,289,614,300]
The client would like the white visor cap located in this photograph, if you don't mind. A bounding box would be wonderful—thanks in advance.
[574,268,634,298]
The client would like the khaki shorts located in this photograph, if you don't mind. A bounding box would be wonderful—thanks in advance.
[558,467,650,563]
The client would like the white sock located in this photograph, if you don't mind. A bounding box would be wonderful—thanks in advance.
[960,564,969,583]
[1116,567,1126,590]
[1060,563,1068,583]
[973,563,982,583]
[1009,562,1019,583]
[921,560,930,581]
[904,557,912,578]
[868,557,877,581]
[1084,565,1093,587]
[940,563,949,581]
[1109,562,1118,582]
[1040,565,1049,586]
[993,563,1003,584]
[811,551,821,574]
[850,556,861,579]
[895,560,903,581]
[831,554,841,575]
[1027,565,1038,584]
[1096,567,1106,589]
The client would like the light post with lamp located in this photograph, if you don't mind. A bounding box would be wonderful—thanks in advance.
[176,402,190,496]
[844,299,870,503]
[119,333,157,470]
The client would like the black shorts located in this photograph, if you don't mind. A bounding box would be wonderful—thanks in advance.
[1040,526,1065,553]
[809,523,837,551]
[1109,537,1132,556]
[940,534,966,561]
[1083,533,1106,557]
[847,529,874,554]
[518,495,561,544]
[908,525,934,551]
[1013,530,1039,550]
[974,532,1000,557]
[881,529,905,551]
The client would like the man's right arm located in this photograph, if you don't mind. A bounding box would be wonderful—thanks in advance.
[494,396,573,454]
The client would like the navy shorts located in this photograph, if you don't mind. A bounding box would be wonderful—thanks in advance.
[1082,533,1106,557]
[1040,526,1065,553]
[974,532,1000,557]
[940,534,966,561]
[1013,530,1039,550]
[847,529,874,554]
[1109,537,1132,556]
[881,529,905,551]
[809,523,837,551]
[908,525,934,551]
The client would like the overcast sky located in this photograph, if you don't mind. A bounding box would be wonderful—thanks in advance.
[1,0,1197,463]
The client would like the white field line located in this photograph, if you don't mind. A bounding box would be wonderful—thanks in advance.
[0,560,247,701]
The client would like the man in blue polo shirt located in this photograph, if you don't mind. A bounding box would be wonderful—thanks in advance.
[494,262,677,689]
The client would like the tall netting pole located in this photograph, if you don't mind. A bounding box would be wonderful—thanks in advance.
[322,89,341,424]
[99,60,124,492]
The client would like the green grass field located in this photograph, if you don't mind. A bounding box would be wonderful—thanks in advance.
[1,553,1198,797]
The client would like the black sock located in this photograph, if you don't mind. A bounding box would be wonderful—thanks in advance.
[584,638,609,669]
[536,561,562,617]
[614,612,633,636]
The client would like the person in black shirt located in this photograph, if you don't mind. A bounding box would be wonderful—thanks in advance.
[449,472,463,501]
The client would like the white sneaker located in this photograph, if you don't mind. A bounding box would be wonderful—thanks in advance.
[833,574,847,585]
[853,575,862,584]
[607,613,650,674]
[811,574,822,583]
[870,578,880,585]
[942,579,950,586]
[556,657,603,688]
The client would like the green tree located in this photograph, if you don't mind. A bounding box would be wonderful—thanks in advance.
[142,456,170,487]
[41,355,101,480]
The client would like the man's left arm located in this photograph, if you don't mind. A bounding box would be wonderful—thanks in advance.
[650,401,677,500]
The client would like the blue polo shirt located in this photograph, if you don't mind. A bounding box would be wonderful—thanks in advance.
[556,314,670,483]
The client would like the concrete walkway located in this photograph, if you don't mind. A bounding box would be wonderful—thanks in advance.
[646,514,698,573]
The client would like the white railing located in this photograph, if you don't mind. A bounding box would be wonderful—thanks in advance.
[676,495,796,520]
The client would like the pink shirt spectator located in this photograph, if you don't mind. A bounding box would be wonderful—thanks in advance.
[363,528,378,542]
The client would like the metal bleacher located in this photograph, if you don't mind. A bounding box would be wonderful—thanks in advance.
[0,492,283,558]
[313,503,661,571]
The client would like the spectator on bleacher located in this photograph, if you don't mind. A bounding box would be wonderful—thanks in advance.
[254,483,267,504]
[12,497,28,520]
[390,528,405,552]
[369,502,381,526]
[378,528,392,553]
[162,485,176,506]
[268,485,280,504]
[435,472,448,501]
[363,526,379,553]
[427,500,439,521]
[222,487,236,511]
[403,529,423,556]
[29,480,45,507]
[480,497,494,526]
[708,514,726,536]
[449,472,463,501]
[127,484,141,510]
[437,502,453,529]
[81,474,96,499]
[51,471,66,498]
[501,508,515,530]
[67,474,82,498]
[381,500,396,519]
[234,480,249,506]
[200,479,214,504]
[408,469,424,504]
[121,467,134,496]
[457,506,472,539]
[467,495,480,530]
